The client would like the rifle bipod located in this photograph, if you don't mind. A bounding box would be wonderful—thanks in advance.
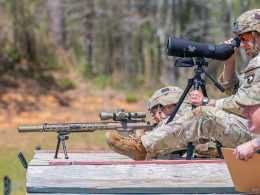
[54,132,69,159]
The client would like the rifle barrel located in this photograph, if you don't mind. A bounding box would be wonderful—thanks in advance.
[18,125,44,132]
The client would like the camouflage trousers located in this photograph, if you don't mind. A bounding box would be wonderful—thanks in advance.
[141,106,253,156]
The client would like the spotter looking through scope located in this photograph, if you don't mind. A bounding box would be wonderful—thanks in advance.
[166,37,240,61]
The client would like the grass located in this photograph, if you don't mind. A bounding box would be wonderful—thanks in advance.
[0,150,29,194]
[125,92,138,103]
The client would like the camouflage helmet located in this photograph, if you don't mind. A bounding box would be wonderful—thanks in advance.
[233,9,260,35]
[147,86,184,111]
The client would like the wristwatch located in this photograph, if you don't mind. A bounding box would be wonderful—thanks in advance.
[202,97,209,105]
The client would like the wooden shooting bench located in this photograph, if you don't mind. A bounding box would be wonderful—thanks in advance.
[26,150,240,194]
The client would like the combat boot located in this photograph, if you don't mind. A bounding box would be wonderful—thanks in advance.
[105,132,147,160]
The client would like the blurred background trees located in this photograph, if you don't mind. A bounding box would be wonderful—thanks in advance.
[0,0,259,91]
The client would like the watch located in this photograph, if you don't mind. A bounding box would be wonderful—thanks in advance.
[202,97,209,105]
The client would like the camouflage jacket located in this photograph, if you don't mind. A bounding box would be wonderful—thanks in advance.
[216,53,260,116]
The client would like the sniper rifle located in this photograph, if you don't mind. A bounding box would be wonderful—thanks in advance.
[18,109,154,159]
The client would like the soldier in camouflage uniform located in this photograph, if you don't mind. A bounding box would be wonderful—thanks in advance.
[144,86,218,159]
[189,9,260,114]
[105,86,218,160]
[234,83,260,160]
[105,9,259,160]
[106,86,191,160]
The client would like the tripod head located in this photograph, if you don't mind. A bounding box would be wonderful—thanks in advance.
[174,57,224,93]
[175,57,208,67]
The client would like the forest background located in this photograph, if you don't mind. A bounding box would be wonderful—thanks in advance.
[0,0,259,194]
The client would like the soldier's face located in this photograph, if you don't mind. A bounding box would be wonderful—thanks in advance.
[151,105,175,123]
[239,32,254,56]
[242,105,260,134]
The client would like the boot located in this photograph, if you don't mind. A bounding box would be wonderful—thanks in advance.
[105,132,147,160]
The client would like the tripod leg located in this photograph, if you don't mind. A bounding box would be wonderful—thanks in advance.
[166,78,194,124]
[216,141,223,159]
[200,81,208,97]
[166,79,194,160]
[186,142,194,160]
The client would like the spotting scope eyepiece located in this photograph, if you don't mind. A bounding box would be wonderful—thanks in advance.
[166,37,240,61]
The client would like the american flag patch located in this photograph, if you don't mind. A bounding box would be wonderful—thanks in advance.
[161,87,169,93]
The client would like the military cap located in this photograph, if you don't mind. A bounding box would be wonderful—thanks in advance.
[236,84,260,107]
[147,86,185,111]
[233,9,260,35]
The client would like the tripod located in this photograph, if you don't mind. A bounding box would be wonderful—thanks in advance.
[166,57,225,160]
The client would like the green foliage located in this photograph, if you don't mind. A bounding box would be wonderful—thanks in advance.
[125,92,138,103]
[57,78,75,90]
[9,51,21,64]
[82,63,92,77]
[93,74,111,89]
[132,76,145,88]
[35,74,75,90]
[143,21,151,39]
[44,57,61,71]
[37,74,56,88]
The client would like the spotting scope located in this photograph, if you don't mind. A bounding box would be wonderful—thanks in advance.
[166,37,240,61]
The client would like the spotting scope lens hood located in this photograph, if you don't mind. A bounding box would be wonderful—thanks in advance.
[166,37,240,61]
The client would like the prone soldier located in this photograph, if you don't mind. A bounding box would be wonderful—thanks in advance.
[105,86,220,160]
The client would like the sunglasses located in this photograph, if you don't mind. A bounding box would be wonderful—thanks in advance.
[238,33,253,42]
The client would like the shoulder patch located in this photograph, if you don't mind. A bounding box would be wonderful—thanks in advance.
[255,13,260,20]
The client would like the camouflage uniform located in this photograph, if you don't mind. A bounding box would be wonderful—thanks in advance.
[141,105,252,156]
[216,53,260,115]
[236,83,260,107]
[141,10,260,157]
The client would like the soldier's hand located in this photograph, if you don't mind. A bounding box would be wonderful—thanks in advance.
[135,129,145,138]
[223,38,239,65]
[233,139,259,160]
[189,90,204,106]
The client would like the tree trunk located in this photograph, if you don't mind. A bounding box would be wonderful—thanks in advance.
[46,0,65,48]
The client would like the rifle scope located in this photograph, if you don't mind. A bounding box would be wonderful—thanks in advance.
[100,111,146,121]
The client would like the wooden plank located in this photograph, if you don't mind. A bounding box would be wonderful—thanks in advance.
[26,150,238,194]
[27,187,238,194]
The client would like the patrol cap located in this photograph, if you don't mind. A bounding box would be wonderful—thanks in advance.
[236,84,260,107]
[233,9,260,35]
[147,86,185,111]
